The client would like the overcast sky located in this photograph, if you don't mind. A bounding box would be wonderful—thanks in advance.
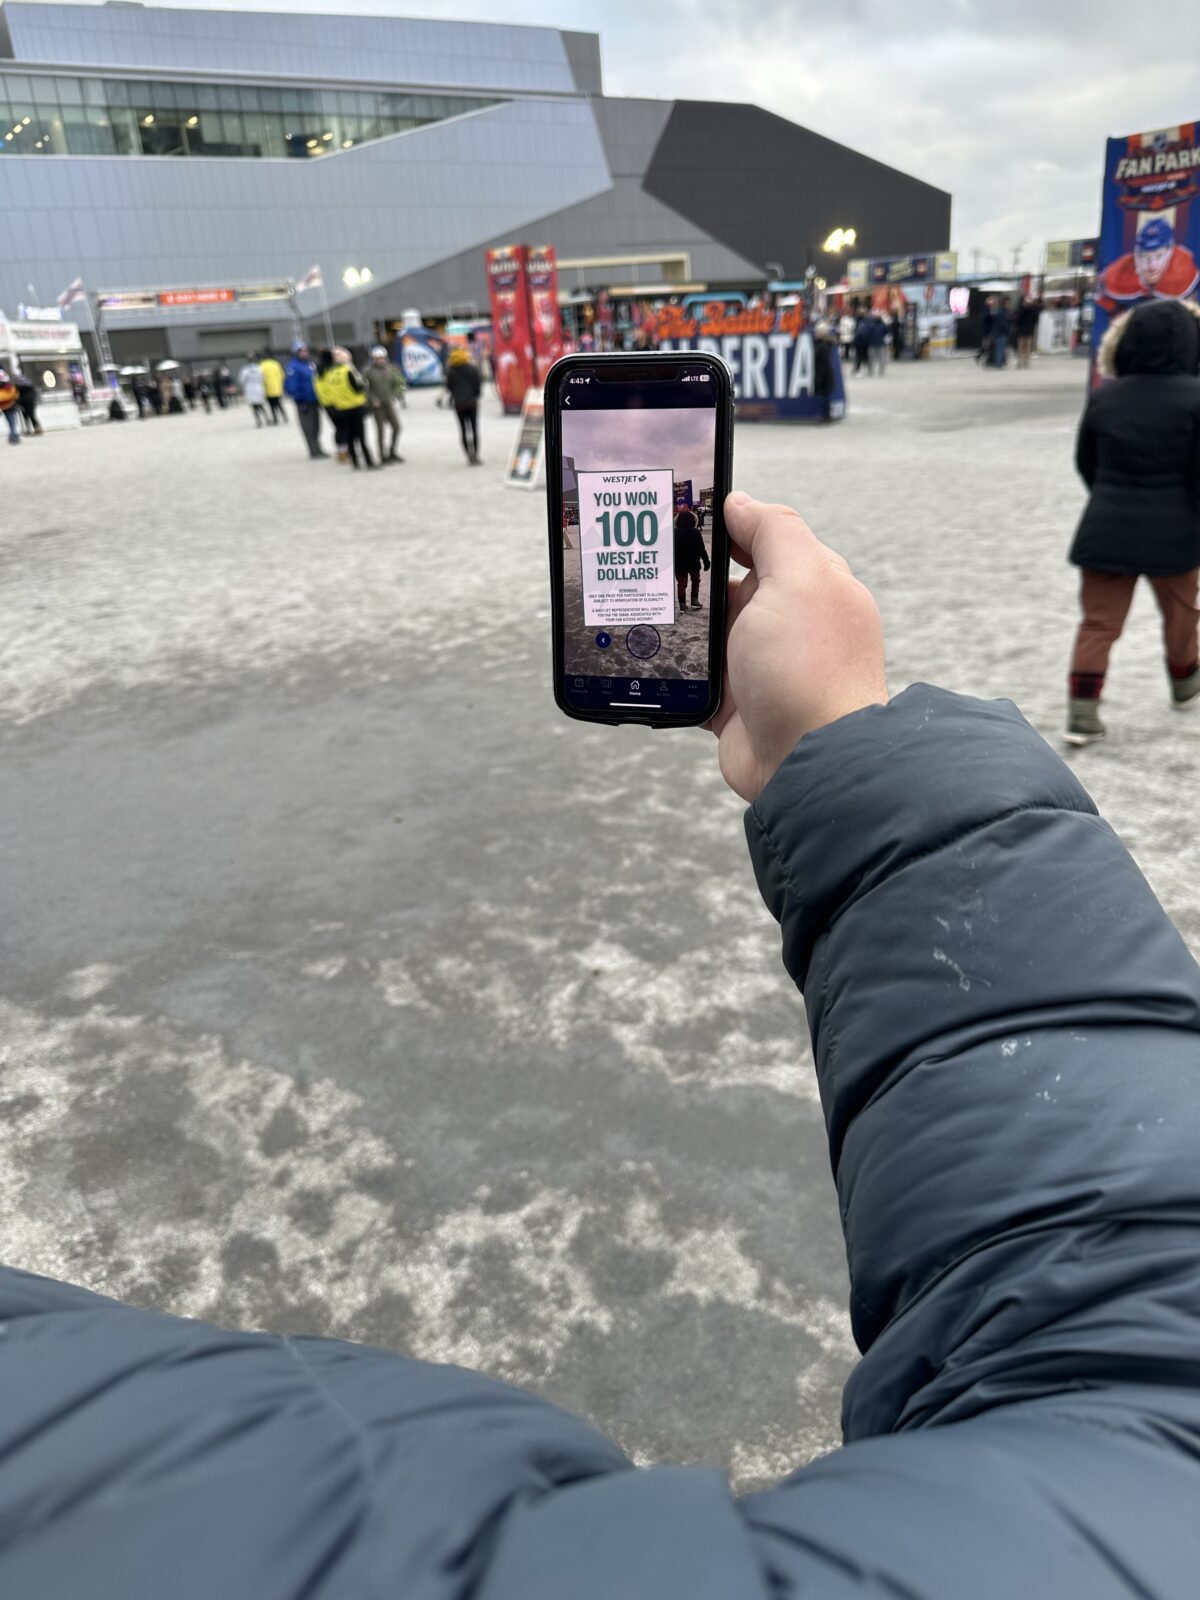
[85,0,1200,264]
[563,406,715,493]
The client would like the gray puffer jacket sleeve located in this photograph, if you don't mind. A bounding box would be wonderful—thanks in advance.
[3,685,1199,1598]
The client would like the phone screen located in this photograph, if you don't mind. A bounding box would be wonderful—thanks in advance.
[551,360,727,722]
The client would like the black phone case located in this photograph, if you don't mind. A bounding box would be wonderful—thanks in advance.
[545,351,734,728]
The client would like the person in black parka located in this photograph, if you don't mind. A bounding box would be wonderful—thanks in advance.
[4,493,1200,1598]
[674,505,710,609]
[1066,297,1200,744]
[813,319,836,420]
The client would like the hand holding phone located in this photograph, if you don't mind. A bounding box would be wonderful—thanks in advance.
[546,353,733,727]
[712,493,889,802]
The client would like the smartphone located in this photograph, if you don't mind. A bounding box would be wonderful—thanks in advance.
[545,351,733,727]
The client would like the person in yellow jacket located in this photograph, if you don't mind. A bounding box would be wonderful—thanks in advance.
[317,347,374,469]
[258,350,286,426]
[0,368,20,445]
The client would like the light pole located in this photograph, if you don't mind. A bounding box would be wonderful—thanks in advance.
[342,266,374,354]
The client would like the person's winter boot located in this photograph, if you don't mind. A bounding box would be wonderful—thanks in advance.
[1170,667,1200,709]
[1064,699,1106,746]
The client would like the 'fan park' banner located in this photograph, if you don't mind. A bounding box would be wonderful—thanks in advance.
[1094,122,1200,371]
[654,303,846,421]
[486,245,536,414]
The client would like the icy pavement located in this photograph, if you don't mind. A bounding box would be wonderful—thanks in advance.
[1,356,1194,1489]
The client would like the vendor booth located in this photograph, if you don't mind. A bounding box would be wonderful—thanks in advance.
[0,316,91,429]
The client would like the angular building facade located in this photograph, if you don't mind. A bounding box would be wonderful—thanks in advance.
[0,0,951,361]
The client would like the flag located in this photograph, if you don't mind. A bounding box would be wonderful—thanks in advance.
[57,276,87,307]
[295,265,323,292]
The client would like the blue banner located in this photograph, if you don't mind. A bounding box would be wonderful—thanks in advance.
[657,330,845,421]
[1094,122,1200,365]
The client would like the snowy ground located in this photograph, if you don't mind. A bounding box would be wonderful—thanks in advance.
[2,355,1195,1491]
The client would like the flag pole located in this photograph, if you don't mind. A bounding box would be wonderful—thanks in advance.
[319,277,334,350]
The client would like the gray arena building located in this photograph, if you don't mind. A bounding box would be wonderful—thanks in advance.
[0,0,951,363]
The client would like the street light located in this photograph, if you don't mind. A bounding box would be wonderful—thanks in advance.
[822,226,857,253]
[342,266,373,289]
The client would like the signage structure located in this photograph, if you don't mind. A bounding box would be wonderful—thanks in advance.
[576,468,675,627]
[654,303,846,421]
[486,245,536,414]
[848,252,958,289]
[1094,122,1200,364]
[504,386,546,489]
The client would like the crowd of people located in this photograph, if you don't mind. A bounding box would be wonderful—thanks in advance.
[93,340,488,472]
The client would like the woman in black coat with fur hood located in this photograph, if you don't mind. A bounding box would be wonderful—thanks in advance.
[1066,298,1200,745]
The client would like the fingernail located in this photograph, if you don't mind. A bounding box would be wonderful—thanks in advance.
[728,491,750,508]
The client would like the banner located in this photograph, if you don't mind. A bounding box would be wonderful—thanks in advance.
[576,469,676,629]
[654,303,846,421]
[486,245,535,414]
[1045,238,1098,272]
[526,245,563,382]
[1094,123,1200,364]
[848,252,957,290]
[504,386,545,489]
[396,326,449,387]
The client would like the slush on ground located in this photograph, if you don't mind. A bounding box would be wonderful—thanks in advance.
[2,359,1197,1487]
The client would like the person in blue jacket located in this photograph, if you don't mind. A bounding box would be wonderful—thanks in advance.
[284,340,328,460]
[3,491,1200,1596]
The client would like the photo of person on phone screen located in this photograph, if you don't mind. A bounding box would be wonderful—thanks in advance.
[674,506,711,610]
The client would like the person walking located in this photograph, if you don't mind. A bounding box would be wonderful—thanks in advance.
[852,310,871,374]
[813,319,836,421]
[324,346,374,469]
[182,374,197,410]
[838,310,856,361]
[284,342,327,460]
[1015,295,1041,368]
[977,296,995,365]
[1065,298,1200,745]
[445,345,482,463]
[364,345,405,464]
[673,505,711,609]
[867,308,888,376]
[259,350,286,425]
[889,309,903,361]
[14,371,41,435]
[990,297,1011,367]
[238,355,268,427]
[0,369,21,444]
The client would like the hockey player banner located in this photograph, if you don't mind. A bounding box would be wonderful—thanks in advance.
[1094,123,1200,371]
[526,245,563,383]
[486,245,536,415]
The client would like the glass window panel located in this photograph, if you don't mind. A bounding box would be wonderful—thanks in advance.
[149,82,176,112]
[260,111,290,158]
[109,105,139,155]
[238,86,261,111]
[67,104,116,156]
[54,76,83,106]
[337,91,358,115]
[104,79,129,108]
[216,84,240,110]
[219,110,245,146]
[138,110,185,156]
[42,114,69,154]
[31,77,60,108]
[259,86,283,113]
[81,77,107,107]
[196,83,220,110]
[239,108,267,156]
[2,75,32,100]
